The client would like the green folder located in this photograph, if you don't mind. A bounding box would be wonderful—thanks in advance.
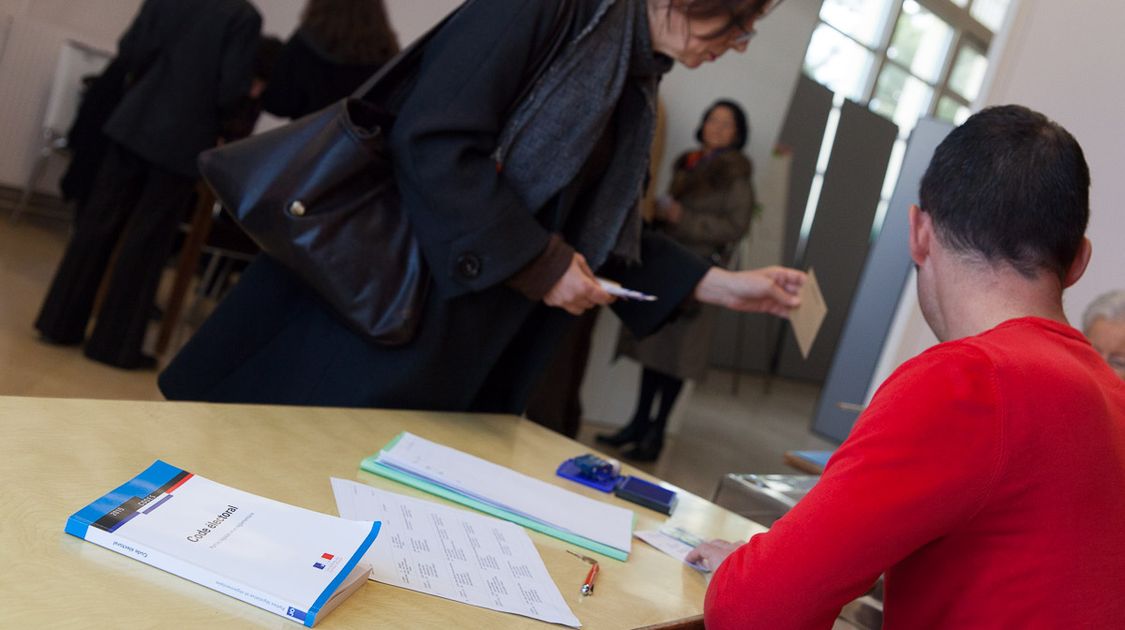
[360,433,631,561]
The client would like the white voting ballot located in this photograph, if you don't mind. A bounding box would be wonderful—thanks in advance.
[332,478,581,628]
[789,267,828,359]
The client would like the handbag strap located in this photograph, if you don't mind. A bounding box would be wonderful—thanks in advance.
[355,0,574,119]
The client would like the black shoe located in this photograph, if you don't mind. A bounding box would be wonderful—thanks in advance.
[84,348,158,370]
[621,433,664,462]
[595,422,645,447]
[37,331,84,346]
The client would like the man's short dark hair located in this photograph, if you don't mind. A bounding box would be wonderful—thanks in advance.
[919,104,1089,280]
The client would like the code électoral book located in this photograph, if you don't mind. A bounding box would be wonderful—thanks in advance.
[66,460,380,626]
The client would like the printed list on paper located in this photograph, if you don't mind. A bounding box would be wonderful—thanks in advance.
[331,478,580,628]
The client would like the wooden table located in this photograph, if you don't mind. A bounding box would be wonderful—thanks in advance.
[0,396,765,628]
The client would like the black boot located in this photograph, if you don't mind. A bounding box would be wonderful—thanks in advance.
[621,427,663,462]
[600,368,663,447]
[620,371,680,462]
[595,419,646,447]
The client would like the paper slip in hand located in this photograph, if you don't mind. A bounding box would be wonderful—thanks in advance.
[789,267,828,359]
[634,527,709,573]
[332,478,580,628]
[597,278,657,302]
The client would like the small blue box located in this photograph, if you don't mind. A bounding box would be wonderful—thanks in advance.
[613,476,677,514]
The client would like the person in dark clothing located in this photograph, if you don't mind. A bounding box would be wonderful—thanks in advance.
[35,0,262,369]
[159,0,803,413]
[601,99,757,461]
[220,36,284,142]
[263,0,400,120]
[58,58,130,215]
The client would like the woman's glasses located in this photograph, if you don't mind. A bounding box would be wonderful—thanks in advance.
[723,0,788,46]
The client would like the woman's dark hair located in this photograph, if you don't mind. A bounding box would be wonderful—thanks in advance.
[672,0,774,39]
[301,0,400,66]
[695,99,749,150]
[919,104,1090,281]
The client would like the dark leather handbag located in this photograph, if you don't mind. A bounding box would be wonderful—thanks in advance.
[198,97,424,344]
[195,10,460,345]
[197,2,569,345]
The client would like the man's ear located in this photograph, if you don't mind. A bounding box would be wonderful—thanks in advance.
[908,204,932,266]
[1063,237,1092,288]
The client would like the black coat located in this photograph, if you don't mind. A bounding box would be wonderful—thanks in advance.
[262,29,388,120]
[59,58,129,206]
[158,0,710,413]
[103,0,261,178]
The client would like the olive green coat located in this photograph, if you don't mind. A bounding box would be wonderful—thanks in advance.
[619,149,755,380]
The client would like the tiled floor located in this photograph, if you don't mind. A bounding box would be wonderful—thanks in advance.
[1,203,835,500]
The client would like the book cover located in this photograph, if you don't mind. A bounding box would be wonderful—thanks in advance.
[66,460,380,626]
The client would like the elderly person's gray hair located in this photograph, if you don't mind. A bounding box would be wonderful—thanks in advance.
[1082,290,1125,334]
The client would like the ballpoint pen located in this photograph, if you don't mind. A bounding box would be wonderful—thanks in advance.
[567,550,600,596]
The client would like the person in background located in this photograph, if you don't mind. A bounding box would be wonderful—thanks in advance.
[219,36,284,142]
[1083,290,1125,379]
[262,0,400,121]
[34,0,262,369]
[58,59,130,218]
[687,105,1125,628]
[160,0,805,416]
[599,99,755,461]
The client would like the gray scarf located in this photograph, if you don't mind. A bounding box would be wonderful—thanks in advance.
[493,0,671,267]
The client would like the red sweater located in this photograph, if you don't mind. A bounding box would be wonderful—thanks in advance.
[705,318,1125,629]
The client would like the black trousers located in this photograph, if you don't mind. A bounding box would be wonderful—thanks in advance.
[523,308,600,438]
[631,367,684,437]
[35,143,194,367]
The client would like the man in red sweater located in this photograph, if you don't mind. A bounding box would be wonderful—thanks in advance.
[687,105,1125,628]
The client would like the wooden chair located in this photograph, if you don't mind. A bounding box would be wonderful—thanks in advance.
[156,184,257,356]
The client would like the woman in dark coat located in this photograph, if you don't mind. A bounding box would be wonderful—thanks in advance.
[262,0,399,120]
[159,0,804,414]
[602,99,757,461]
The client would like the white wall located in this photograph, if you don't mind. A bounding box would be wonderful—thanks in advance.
[0,1,140,191]
[870,0,1125,398]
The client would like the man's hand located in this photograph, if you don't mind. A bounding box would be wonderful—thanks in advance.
[694,266,805,317]
[543,253,614,315]
[685,539,742,572]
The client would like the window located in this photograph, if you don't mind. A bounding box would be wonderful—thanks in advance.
[799,0,1014,242]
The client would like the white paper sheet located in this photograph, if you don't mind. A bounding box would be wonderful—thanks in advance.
[375,432,634,553]
[331,478,581,628]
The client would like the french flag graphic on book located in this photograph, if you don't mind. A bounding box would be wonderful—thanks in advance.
[66,460,379,626]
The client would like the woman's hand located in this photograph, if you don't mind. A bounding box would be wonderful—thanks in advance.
[694,266,805,317]
[656,195,684,224]
[685,539,742,572]
[543,253,615,315]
